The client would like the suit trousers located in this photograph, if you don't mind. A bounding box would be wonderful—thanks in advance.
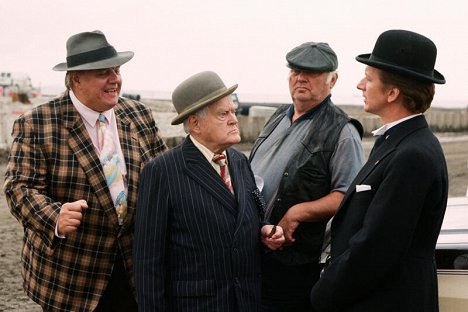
[261,254,321,312]
[94,251,138,312]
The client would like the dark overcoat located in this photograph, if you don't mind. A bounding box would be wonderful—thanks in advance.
[310,115,448,312]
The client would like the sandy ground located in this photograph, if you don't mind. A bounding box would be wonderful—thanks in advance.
[0,164,41,311]
[0,135,467,311]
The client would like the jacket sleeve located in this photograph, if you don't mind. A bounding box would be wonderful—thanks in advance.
[3,116,61,247]
[133,159,170,311]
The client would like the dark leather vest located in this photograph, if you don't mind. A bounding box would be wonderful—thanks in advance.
[250,99,362,265]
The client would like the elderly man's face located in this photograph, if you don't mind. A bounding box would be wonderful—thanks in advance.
[71,67,122,112]
[288,69,336,106]
[191,96,240,154]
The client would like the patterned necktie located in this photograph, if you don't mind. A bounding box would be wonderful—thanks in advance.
[212,154,233,192]
[98,114,127,225]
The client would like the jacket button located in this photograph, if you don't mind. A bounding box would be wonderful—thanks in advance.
[283,172,289,177]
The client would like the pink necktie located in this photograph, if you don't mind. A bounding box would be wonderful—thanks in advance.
[212,154,233,192]
[98,114,127,225]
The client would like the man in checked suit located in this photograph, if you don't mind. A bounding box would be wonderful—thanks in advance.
[310,30,448,311]
[3,30,167,311]
[134,71,285,311]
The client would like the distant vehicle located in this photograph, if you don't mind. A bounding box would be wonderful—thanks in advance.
[436,196,468,311]
[0,71,34,95]
[122,93,141,101]
[233,93,283,116]
[0,72,32,93]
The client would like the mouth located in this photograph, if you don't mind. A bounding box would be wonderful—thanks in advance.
[294,86,309,92]
[104,88,118,95]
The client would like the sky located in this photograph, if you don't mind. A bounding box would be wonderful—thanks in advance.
[1,0,467,107]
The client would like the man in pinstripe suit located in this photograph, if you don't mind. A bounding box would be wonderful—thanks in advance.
[134,71,285,311]
[4,30,167,311]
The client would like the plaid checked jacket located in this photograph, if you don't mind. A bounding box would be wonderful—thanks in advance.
[3,92,167,311]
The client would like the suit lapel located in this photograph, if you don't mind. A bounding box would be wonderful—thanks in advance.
[61,95,120,228]
[227,148,248,232]
[182,138,237,215]
[338,115,429,210]
[63,95,141,229]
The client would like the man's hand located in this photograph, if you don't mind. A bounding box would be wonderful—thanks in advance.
[278,193,343,245]
[261,224,285,250]
[278,205,301,245]
[57,200,88,236]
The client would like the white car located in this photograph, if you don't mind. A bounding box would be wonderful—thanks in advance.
[436,196,468,311]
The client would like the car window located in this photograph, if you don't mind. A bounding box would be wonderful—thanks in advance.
[436,197,468,270]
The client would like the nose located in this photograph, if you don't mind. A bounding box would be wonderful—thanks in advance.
[296,71,307,82]
[228,110,238,124]
[109,68,120,82]
[357,78,365,91]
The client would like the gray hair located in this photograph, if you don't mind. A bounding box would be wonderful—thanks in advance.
[288,70,337,85]
[325,71,337,85]
[182,106,208,134]
[65,72,73,90]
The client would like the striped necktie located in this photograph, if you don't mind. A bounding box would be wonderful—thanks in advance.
[212,154,233,193]
[98,114,127,225]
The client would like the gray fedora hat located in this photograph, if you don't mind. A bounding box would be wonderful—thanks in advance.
[52,30,134,71]
[171,71,238,125]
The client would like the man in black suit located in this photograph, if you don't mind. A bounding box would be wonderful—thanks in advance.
[134,71,285,311]
[310,29,448,312]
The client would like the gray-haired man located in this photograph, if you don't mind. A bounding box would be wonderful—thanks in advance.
[250,42,365,311]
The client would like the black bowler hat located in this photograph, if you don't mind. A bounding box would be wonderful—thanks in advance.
[286,42,338,72]
[356,29,445,84]
[53,30,134,71]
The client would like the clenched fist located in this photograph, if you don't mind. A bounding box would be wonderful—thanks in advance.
[57,200,88,236]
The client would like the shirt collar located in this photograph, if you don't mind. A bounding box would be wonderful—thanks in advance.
[286,94,331,122]
[372,113,422,136]
[69,90,114,127]
[189,135,228,164]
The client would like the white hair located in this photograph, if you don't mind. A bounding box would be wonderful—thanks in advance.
[182,107,207,134]
[288,70,337,85]
[325,71,337,84]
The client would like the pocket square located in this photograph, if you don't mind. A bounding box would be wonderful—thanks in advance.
[356,184,372,192]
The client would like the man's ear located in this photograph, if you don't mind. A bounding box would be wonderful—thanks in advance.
[329,72,338,89]
[71,72,81,86]
[387,87,400,103]
[187,115,200,134]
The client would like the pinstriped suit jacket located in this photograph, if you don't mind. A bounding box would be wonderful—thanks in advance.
[3,91,167,311]
[134,137,263,311]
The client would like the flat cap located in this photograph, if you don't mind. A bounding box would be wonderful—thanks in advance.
[286,42,338,72]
